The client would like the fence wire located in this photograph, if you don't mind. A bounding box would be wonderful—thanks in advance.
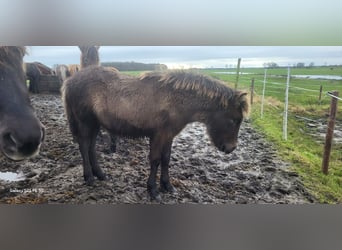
[248,74,341,174]
[327,92,342,101]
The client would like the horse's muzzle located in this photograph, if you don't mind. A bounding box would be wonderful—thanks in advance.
[220,144,237,154]
[0,125,45,161]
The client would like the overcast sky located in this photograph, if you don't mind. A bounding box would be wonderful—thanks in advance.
[24,46,342,69]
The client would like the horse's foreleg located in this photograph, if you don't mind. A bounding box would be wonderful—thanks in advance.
[109,134,117,153]
[89,128,106,181]
[160,141,176,193]
[147,135,175,200]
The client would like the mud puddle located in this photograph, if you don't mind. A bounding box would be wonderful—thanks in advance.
[0,171,25,182]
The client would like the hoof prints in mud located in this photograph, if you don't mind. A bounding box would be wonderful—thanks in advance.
[0,94,314,204]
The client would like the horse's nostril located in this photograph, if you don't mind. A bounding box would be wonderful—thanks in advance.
[40,127,45,142]
[19,141,40,155]
[230,146,237,152]
[3,132,17,147]
[2,129,42,157]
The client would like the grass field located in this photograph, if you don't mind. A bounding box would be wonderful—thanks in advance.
[203,67,342,203]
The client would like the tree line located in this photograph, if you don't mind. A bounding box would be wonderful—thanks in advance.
[101,61,168,71]
[263,62,316,68]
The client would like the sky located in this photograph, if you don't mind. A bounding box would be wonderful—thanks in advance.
[24,46,342,69]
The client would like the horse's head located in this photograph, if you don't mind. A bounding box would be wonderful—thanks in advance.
[0,46,45,161]
[79,46,100,68]
[207,92,249,154]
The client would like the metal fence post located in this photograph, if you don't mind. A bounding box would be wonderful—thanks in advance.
[260,69,267,118]
[235,58,241,90]
[250,78,255,105]
[283,67,290,140]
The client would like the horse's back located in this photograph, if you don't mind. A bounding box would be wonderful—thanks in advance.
[62,66,186,137]
[62,66,120,121]
[62,66,118,95]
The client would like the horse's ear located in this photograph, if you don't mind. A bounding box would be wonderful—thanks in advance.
[79,46,100,51]
[78,46,90,52]
[236,92,250,117]
[238,92,247,99]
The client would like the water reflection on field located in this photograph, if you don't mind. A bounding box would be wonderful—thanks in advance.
[291,75,342,80]
[214,71,342,80]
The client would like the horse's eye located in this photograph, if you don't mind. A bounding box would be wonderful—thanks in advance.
[227,119,234,126]
[227,118,241,127]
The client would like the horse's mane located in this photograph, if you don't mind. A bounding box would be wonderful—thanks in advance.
[33,62,53,74]
[25,62,53,75]
[68,64,80,75]
[140,70,237,108]
[0,46,26,71]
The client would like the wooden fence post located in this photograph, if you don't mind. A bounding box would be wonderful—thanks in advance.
[322,91,339,175]
[250,78,255,105]
[319,85,323,103]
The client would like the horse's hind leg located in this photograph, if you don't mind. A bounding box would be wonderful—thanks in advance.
[160,141,176,193]
[77,123,104,185]
[89,127,106,180]
[78,134,95,185]
[109,134,116,153]
[147,136,162,201]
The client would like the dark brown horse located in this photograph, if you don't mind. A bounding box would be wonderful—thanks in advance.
[0,46,45,161]
[25,62,53,93]
[62,67,249,201]
[25,62,41,93]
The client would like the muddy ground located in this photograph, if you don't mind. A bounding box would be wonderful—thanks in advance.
[0,94,315,204]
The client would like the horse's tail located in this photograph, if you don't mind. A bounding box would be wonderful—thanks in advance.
[61,81,80,140]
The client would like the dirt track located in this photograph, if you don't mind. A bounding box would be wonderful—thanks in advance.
[0,94,315,204]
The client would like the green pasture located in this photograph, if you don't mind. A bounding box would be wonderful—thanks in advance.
[205,67,342,203]
[124,67,342,106]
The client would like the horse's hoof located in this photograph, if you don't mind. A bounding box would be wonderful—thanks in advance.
[110,145,116,153]
[148,188,162,202]
[150,193,162,203]
[92,168,106,181]
[84,176,95,186]
[160,182,176,193]
[96,172,107,181]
